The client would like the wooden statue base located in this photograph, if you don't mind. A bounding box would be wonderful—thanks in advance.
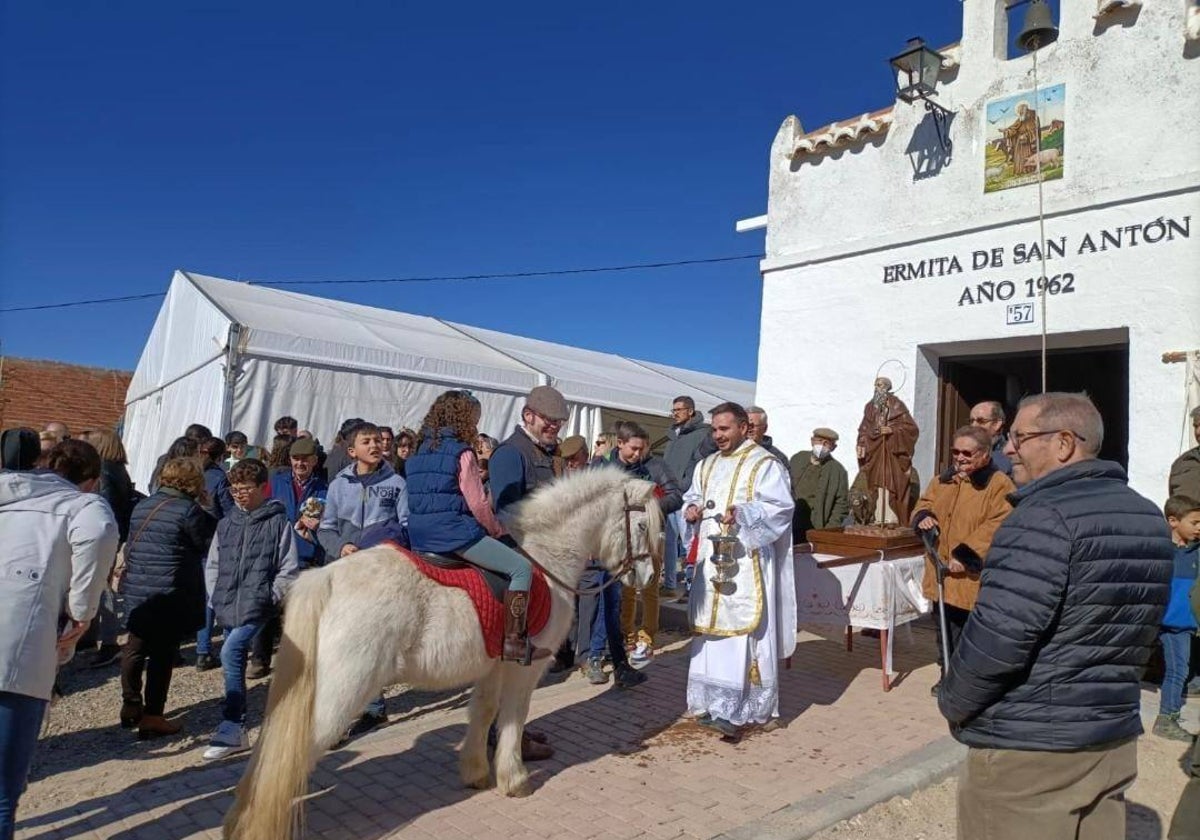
[804,526,923,556]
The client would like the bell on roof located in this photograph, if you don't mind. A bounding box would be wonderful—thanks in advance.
[1016,0,1059,52]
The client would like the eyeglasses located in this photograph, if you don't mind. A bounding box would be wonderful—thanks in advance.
[229,484,259,496]
[968,416,995,425]
[950,448,984,458]
[670,407,690,414]
[530,409,564,428]
[1007,429,1086,448]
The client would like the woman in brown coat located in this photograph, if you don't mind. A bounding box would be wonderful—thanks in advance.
[913,425,1015,693]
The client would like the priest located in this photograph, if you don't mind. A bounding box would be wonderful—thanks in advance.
[683,402,797,738]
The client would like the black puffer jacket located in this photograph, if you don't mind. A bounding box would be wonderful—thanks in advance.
[121,488,215,637]
[939,459,1173,751]
[97,459,138,543]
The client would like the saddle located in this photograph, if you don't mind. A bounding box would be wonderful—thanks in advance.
[384,541,551,660]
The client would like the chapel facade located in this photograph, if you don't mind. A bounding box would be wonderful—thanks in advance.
[748,0,1200,502]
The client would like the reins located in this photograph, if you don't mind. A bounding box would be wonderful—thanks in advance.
[520,491,653,596]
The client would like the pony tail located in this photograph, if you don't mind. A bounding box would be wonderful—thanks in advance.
[224,573,331,840]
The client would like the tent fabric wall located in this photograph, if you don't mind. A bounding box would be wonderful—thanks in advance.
[231,357,604,451]
[123,270,752,491]
[125,358,227,490]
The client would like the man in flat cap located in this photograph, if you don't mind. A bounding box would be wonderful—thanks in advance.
[490,385,570,528]
[789,428,850,540]
[487,384,571,761]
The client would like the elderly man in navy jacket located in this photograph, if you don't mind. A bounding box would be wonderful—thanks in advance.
[938,392,1173,840]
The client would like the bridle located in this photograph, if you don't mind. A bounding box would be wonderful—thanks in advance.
[522,490,655,596]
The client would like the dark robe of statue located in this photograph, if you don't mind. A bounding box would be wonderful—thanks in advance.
[856,392,919,524]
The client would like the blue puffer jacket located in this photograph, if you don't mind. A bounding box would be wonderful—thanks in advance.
[122,488,215,637]
[939,460,1173,751]
[407,429,486,554]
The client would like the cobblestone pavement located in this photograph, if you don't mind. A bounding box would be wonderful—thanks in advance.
[17,624,947,840]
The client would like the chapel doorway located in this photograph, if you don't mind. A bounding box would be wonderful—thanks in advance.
[935,339,1129,475]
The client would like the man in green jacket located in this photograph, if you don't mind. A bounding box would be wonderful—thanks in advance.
[789,428,850,539]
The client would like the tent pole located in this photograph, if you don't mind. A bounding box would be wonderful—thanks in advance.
[220,322,243,436]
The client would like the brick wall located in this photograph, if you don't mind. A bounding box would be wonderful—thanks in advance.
[0,357,133,434]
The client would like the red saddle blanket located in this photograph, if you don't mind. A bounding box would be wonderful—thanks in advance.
[388,541,552,659]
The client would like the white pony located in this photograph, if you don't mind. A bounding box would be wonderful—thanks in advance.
[223,467,662,840]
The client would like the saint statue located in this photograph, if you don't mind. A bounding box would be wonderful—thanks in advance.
[1003,102,1040,175]
[855,376,919,525]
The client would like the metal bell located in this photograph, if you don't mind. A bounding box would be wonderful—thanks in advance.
[1016,0,1059,52]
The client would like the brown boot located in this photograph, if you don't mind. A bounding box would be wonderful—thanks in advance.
[521,732,554,761]
[137,715,182,740]
[503,591,532,665]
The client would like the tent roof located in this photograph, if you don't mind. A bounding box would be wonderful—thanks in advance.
[177,271,753,414]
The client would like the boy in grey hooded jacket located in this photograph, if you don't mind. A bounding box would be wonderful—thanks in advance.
[317,422,409,559]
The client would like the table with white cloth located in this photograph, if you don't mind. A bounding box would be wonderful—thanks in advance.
[793,546,930,691]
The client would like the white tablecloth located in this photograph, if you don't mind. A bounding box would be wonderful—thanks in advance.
[793,549,930,673]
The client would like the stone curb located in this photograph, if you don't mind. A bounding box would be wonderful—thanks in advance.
[714,734,966,840]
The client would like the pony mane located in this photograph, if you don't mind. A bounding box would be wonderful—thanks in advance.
[513,465,652,536]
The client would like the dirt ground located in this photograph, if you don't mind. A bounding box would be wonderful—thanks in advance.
[810,703,1198,840]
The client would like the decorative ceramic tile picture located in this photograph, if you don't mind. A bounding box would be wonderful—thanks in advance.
[984,83,1065,193]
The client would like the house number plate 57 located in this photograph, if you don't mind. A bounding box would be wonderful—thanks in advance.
[1006,303,1035,325]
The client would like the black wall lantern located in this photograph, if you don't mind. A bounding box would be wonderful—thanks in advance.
[889,37,953,155]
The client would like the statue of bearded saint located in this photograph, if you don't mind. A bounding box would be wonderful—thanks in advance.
[855,376,919,525]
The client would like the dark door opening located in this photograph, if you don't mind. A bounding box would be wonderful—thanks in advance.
[937,343,1129,475]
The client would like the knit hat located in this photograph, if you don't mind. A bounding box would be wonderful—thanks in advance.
[1,428,41,471]
[558,435,587,460]
[526,386,569,422]
[812,427,840,443]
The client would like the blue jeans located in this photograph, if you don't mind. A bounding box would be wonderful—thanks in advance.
[662,516,679,589]
[1161,628,1192,716]
[196,606,218,656]
[589,575,626,666]
[220,622,264,724]
[0,692,48,840]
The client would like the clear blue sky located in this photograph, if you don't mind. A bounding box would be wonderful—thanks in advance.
[0,2,962,381]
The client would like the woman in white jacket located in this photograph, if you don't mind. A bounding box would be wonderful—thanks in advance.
[0,439,118,840]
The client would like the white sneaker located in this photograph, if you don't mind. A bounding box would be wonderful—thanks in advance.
[630,641,651,662]
[202,720,249,760]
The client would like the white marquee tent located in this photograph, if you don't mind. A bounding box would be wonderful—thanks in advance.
[123,271,755,490]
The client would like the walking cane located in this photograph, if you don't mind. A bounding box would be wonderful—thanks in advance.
[921,525,951,674]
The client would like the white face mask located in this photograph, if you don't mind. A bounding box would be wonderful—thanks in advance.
[811,444,829,460]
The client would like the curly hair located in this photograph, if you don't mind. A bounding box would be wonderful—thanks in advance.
[267,434,292,469]
[158,457,207,500]
[419,390,480,450]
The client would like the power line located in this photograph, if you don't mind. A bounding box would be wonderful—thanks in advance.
[0,292,167,314]
[0,253,764,313]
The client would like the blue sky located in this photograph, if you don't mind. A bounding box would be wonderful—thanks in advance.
[0,2,963,381]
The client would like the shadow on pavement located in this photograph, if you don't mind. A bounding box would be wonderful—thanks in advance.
[20,624,939,839]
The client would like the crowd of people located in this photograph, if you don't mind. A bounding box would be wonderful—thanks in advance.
[1,391,1199,838]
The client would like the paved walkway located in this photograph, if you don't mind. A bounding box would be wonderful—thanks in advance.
[17,624,947,840]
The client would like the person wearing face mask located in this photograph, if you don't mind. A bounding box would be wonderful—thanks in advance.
[788,428,850,540]
[912,426,1015,695]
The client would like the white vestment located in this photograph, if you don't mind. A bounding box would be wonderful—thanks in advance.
[685,440,797,725]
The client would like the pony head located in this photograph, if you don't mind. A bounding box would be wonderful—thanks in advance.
[514,466,663,588]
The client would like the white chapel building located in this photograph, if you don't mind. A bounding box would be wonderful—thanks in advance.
[748,0,1200,503]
